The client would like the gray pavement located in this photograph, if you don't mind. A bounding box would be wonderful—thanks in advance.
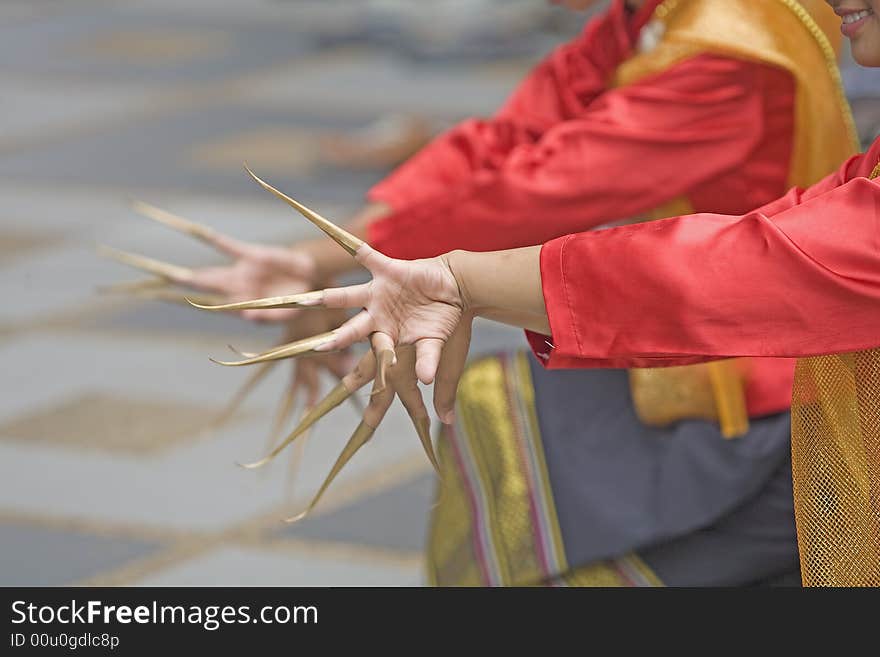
[1,1,876,588]
[0,0,535,586]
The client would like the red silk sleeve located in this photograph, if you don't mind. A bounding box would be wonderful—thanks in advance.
[366,1,634,215]
[528,140,880,369]
[367,55,780,259]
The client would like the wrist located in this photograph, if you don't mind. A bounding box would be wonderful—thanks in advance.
[442,249,477,312]
[441,246,549,334]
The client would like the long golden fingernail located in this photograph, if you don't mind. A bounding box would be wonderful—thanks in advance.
[243,164,364,256]
[97,245,193,281]
[187,290,324,312]
[127,288,225,306]
[283,421,375,523]
[374,349,395,395]
[210,332,336,366]
[208,360,278,431]
[238,382,350,469]
[97,278,169,294]
[411,414,441,476]
[131,200,218,243]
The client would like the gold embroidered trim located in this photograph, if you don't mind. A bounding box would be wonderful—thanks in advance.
[427,354,567,585]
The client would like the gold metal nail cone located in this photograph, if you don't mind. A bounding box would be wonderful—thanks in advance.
[411,414,441,476]
[128,288,225,307]
[329,367,365,412]
[263,384,298,456]
[227,344,251,357]
[374,349,394,395]
[210,332,335,366]
[284,421,375,523]
[238,381,351,469]
[208,360,278,431]
[131,200,218,243]
[229,331,337,361]
[97,245,193,281]
[187,290,324,312]
[97,278,169,294]
[285,405,313,487]
[243,165,364,256]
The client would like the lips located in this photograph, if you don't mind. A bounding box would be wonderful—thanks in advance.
[838,7,875,37]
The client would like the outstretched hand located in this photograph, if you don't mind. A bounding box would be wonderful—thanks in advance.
[315,244,464,385]
[188,168,485,521]
[99,201,321,323]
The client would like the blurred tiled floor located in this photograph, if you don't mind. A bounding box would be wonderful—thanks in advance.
[2,1,877,588]
[0,0,537,587]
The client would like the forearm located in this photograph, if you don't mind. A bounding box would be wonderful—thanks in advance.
[446,246,550,334]
[535,175,880,367]
[369,56,778,260]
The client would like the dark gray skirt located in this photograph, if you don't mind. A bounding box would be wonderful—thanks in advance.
[427,351,798,586]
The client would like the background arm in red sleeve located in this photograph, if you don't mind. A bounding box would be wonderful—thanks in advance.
[366,3,633,215]
[369,55,781,259]
[530,144,880,369]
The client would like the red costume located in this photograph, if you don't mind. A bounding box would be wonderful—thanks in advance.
[367,0,808,418]
[367,1,794,257]
[528,137,880,367]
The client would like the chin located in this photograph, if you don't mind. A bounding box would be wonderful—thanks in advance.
[852,40,880,66]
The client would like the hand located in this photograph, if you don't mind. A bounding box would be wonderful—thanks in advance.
[99,201,322,323]
[317,245,466,383]
[179,170,473,521]
[236,344,441,523]
[189,171,480,424]
[186,239,319,324]
[183,169,548,522]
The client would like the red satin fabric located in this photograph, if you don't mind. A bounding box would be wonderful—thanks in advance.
[367,0,798,417]
[366,2,794,259]
[529,137,880,415]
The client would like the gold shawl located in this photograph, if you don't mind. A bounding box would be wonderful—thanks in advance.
[614,0,859,437]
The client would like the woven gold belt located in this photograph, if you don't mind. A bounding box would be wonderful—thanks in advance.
[629,360,749,438]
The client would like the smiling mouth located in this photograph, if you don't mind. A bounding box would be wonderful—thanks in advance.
[842,8,874,24]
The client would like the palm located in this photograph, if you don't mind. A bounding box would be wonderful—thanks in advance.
[365,256,462,347]
[187,243,316,323]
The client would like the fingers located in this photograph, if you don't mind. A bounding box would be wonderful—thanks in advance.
[433,320,472,424]
[243,165,364,256]
[315,310,372,353]
[211,332,337,366]
[285,369,393,523]
[370,331,396,394]
[319,283,371,310]
[97,245,193,284]
[389,347,440,474]
[361,365,396,429]
[238,351,377,469]
[414,338,444,385]
[131,200,246,258]
[179,266,233,293]
[327,363,365,413]
[187,290,325,312]
[353,243,395,275]
[189,283,369,313]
